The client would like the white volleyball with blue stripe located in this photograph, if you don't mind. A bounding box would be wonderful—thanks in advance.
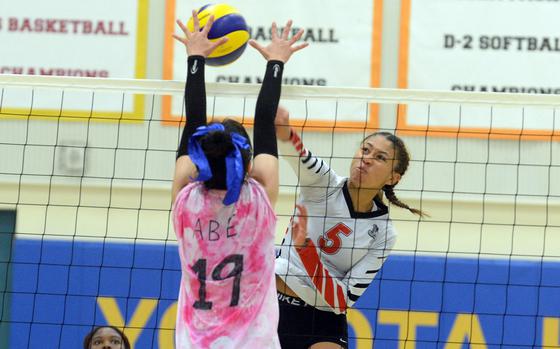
[187,4,250,66]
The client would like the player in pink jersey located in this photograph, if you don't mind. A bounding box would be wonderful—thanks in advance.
[274,107,426,348]
[171,11,308,349]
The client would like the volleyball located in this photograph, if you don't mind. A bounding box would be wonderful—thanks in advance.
[187,4,250,66]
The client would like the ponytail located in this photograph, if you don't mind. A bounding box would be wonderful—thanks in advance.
[382,185,427,217]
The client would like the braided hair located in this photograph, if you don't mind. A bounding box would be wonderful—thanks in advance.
[365,132,426,217]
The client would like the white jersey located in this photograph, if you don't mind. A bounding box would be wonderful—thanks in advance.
[275,131,397,315]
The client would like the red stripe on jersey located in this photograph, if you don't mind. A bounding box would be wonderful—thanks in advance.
[314,262,324,293]
[324,275,335,308]
[337,285,347,312]
[296,239,344,311]
[297,240,322,283]
[289,128,306,156]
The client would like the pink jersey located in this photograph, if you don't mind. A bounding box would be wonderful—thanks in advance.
[172,178,280,349]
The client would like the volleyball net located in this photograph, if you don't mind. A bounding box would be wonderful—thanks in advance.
[0,74,559,348]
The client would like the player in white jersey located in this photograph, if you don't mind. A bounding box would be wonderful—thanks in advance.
[274,107,425,348]
[171,13,307,349]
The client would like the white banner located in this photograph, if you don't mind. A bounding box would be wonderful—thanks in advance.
[163,0,382,130]
[0,0,148,121]
[399,0,560,140]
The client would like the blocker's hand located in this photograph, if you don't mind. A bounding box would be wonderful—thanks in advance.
[249,20,308,63]
[173,10,228,57]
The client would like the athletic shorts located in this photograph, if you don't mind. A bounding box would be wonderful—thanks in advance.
[277,291,348,349]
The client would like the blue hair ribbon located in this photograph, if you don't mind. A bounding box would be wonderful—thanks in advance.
[187,124,250,205]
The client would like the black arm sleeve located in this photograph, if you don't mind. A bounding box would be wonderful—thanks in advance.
[177,55,207,158]
[253,60,284,158]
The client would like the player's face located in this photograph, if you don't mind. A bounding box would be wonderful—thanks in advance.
[90,327,125,349]
[349,135,401,190]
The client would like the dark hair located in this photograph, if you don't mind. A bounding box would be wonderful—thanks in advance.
[83,326,131,349]
[364,132,426,217]
[200,119,252,190]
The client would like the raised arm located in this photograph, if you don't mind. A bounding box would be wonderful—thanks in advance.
[275,106,338,199]
[248,20,308,206]
[171,11,228,203]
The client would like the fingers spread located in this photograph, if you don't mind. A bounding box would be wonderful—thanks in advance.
[249,39,265,55]
[202,15,215,35]
[176,19,189,37]
[271,22,278,40]
[248,39,259,49]
[172,34,187,44]
[212,36,229,50]
[289,28,305,45]
[291,42,309,53]
[282,19,293,40]
[192,9,200,31]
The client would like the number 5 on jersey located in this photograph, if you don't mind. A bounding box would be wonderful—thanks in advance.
[318,223,352,254]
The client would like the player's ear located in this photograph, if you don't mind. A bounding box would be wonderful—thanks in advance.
[386,171,401,186]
